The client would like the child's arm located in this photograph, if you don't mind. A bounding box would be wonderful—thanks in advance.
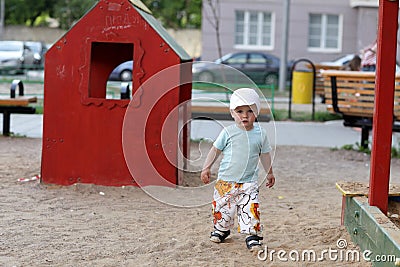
[201,146,221,184]
[260,153,275,188]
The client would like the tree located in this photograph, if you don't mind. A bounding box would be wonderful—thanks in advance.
[53,0,97,30]
[4,0,200,30]
[142,0,201,29]
[203,0,222,58]
[5,0,96,29]
[5,0,57,26]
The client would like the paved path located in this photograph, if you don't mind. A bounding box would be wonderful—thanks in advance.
[2,114,393,149]
[2,89,398,148]
[191,119,365,148]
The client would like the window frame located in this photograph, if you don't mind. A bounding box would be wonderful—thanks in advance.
[307,13,343,53]
[234,10,275,51]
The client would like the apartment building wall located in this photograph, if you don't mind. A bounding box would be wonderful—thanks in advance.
[201,0,379,64]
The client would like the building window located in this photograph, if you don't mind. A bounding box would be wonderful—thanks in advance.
[235,10,274,50]
[308,13,342,52]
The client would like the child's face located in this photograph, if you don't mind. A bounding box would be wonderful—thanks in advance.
[231,104,257,130]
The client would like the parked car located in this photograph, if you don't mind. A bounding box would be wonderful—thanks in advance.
[319,54,356,67]
[0,40,43,73]
[25,41,48,67]
[108,61,133,81]
[320,54,400,72]
[192,52,284,86]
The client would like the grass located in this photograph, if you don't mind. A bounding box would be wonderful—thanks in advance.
[27,83,336,122]
[271,109,342,122]
[34,105,43,114]
[332,142,400,158]
[192,82,288,98]
[31,104,338,122]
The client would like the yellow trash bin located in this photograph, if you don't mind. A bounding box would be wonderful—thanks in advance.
[292,70,313,104]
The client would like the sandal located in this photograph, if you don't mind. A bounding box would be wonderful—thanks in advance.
[245,235,263,251]
[210,228,230,243]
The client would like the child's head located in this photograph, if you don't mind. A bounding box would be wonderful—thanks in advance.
[229,88,261,115]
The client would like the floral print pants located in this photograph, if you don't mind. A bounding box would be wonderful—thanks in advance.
[212,180,261,235]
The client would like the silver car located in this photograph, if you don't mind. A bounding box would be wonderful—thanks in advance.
[0,41,39,74]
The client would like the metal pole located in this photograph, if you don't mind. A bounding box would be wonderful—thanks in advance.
[278,0,290,92]
[0,0,4,40]
[368,0,399,214]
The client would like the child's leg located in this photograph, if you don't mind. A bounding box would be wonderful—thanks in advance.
[212,180,237,232]
[210,180,239,242]
[236,182,264,251]
[237,182,261,235]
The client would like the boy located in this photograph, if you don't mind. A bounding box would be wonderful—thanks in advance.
[201,88,275,252]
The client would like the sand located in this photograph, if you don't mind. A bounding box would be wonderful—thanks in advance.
[3,136,400,266]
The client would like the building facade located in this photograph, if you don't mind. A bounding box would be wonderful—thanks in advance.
[200,0,391,64]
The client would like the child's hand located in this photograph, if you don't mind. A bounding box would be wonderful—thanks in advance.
[265,173,275,188]
[201,168,211,184]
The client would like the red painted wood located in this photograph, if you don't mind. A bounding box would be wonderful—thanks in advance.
[41,0,192,186]
[368,0,399,213]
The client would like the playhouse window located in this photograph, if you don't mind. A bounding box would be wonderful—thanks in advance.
[89,42,133,100]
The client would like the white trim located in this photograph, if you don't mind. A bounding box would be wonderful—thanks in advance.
[234,44,274,50]
[243,11,249,46]
[270,12,276,49]
[321,15,327,49]
[307,47,342,53]
[350,0,379,8]
[257,12,263,46]
[337,14,343,52]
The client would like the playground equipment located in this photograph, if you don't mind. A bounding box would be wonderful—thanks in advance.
[41,0,192,186]
[337,0,400,261]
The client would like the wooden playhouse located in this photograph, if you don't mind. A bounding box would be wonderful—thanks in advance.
[41,0,192,186]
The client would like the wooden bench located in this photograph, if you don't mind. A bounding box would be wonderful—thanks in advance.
[321,70,400,147]
[0,80,37,136]
[307,64,342,102]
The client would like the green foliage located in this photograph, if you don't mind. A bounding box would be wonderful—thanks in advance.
[33,14,51,27]
[340,144,354,151]
[4,0,201,30]
[271,110,342,122]
[53,0,97,30]
[354,142,371,154]
[34,105,43,114]
[337,142,400,158]
[5,0,57,26]
[5,0,96,29]
[337,142,371,154]
[391,146,400,158]
[313,112,342,122]
[142,0,202,29]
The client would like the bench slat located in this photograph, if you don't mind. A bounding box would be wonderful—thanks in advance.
[326,101,374,108]
[0,97,37,107]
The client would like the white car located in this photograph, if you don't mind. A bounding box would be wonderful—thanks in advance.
[0,41,39,74]
[320,54,400,72]
[319,54,356,67]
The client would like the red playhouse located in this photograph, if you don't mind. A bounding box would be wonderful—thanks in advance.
[41,0,192,186]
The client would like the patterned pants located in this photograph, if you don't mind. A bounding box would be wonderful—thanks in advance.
[212,180,261,235]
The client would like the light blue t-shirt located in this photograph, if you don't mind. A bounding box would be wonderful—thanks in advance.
[213,124,272,183]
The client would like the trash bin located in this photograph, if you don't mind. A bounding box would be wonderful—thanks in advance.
[292,70,313,104]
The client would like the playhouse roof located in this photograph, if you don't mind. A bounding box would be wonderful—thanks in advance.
[131,1,192,61]
[129,0,152,14]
